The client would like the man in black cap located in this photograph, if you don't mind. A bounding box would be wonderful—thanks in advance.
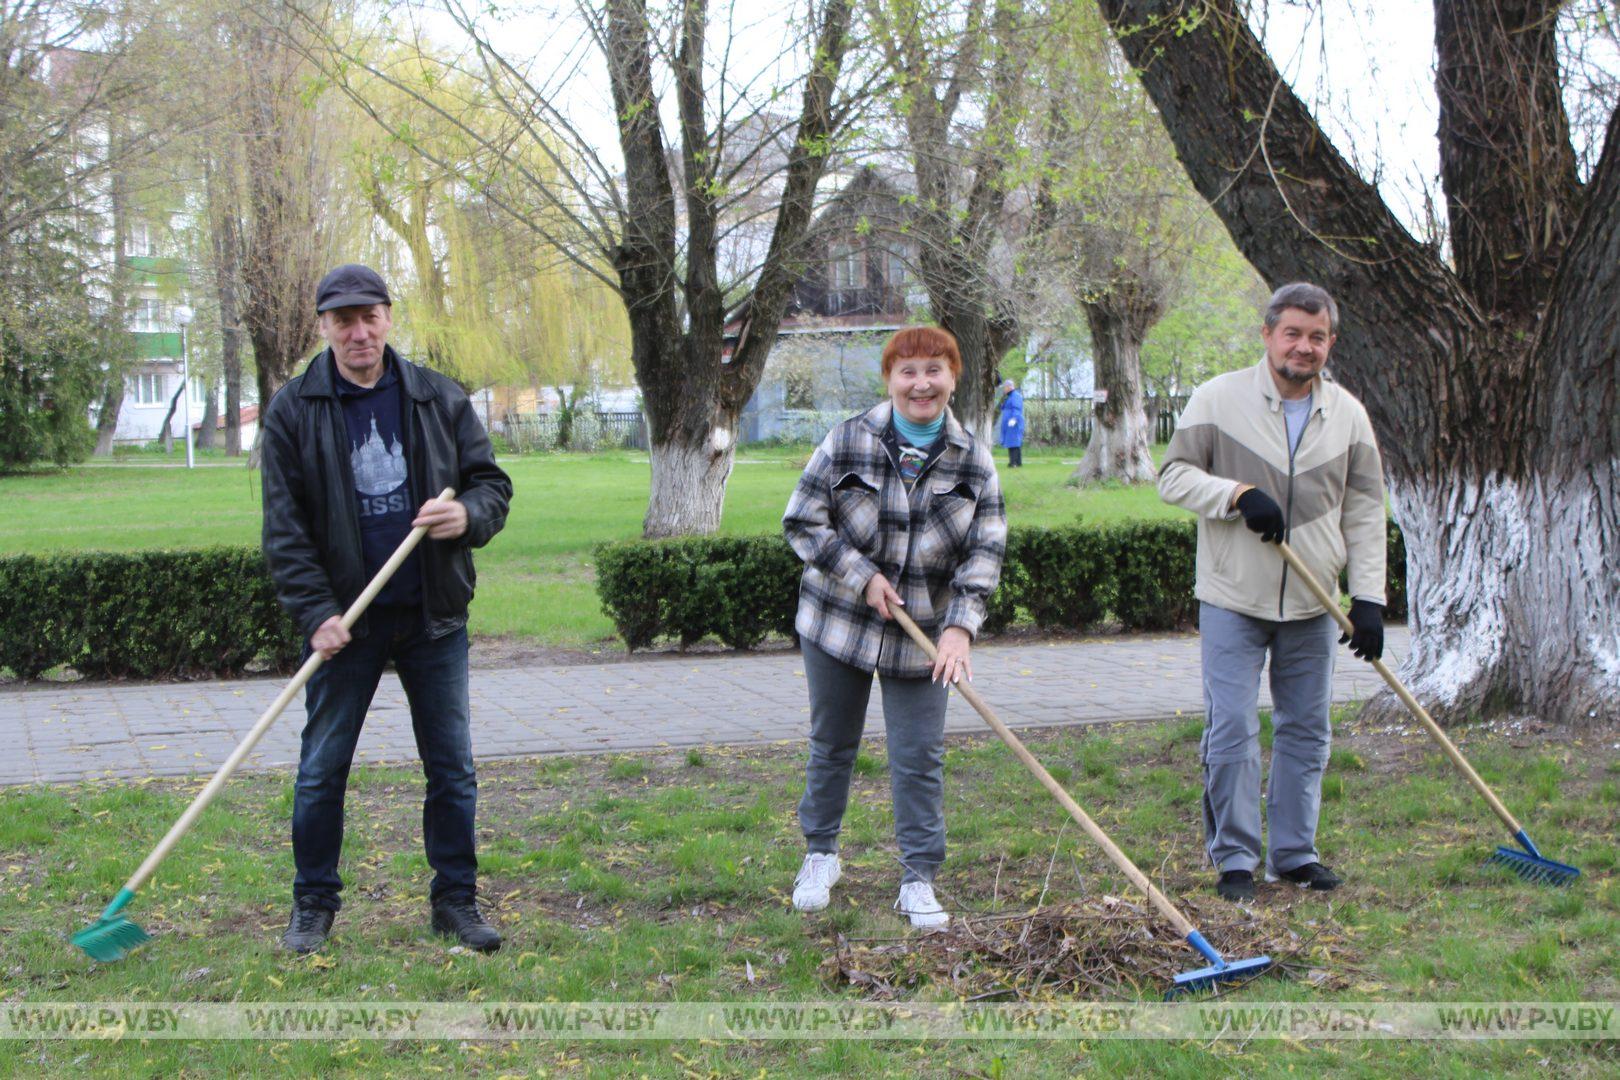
[260,263,513,953]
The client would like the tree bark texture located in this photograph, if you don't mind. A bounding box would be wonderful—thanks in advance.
[1070,294,1158,484]
[1097,0,1619,725]
[605,0,853,537]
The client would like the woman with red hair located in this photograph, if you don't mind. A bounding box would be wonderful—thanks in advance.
[782,325,1007,929]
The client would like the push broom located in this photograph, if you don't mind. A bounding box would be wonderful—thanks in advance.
[891,608,1272,998]
[72,487,458,962]
[1276,541,1580,886]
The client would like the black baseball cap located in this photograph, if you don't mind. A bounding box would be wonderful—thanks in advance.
[315,264,391,312]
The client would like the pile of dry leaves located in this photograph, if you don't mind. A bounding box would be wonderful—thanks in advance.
[822,893,1357,1000]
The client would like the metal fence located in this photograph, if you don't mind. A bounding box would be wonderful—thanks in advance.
[503,411,649,452]
[1021,396,1188,446]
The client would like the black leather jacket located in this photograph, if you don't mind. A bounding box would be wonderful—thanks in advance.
[260,346,512,642]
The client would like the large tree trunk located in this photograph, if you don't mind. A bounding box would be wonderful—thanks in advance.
[206,151,246,457]
[93,384,124,456]
[1070,295,1158,484]
[195,378,218,451]
[605,0,853,538]
[157,379,184,453]
[95,118,132,457]
[1097,0,1620,725]
[239,18,321,424]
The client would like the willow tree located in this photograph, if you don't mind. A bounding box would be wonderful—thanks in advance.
[306,0,862,536]
[1098,0,1619,725]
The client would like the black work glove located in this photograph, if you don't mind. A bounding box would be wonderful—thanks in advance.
[1340,599,1385,662]
[1234,487,1285,543]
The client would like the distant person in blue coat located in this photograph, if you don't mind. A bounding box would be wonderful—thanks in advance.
[996,379,1024,468]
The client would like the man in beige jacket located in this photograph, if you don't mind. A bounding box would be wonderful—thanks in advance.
[1159,282,1386,903]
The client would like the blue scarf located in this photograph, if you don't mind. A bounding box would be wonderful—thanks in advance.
[892,409,945,449]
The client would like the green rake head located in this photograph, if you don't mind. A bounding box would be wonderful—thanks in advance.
[1490,831,1581,886]
[72,889,151,962]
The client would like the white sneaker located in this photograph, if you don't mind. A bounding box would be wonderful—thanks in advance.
[792,853,842,912]
[895,881,949,929]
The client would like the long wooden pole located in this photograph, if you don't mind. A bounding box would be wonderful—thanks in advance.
[889,607,1199,938]
[119,487,457,896]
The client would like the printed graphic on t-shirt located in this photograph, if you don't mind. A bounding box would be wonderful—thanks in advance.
[351,414,409,514]
[897,445,929,485]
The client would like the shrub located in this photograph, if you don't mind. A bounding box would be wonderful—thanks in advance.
[1110,519,1199,631]
[593,519,1409,650]
[0,548,301,680]
[593,536,800,650]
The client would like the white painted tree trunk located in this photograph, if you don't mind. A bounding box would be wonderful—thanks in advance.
[643,428,738,538]
[1378,474,1620,726]
[1070,404,1157,485]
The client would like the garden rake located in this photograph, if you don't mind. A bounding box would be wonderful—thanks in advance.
[1276,541,1580,886]
[72,487,457,962]
[891,608,1272,998]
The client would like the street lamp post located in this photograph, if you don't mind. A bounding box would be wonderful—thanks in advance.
[174,305,194,469]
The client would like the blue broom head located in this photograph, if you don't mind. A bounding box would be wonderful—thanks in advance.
[1488,829,1581,886]
[72,915,151,963]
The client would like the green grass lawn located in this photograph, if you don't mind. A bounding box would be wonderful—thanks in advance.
[1,711,1615,1075]
[0,446,1181,647]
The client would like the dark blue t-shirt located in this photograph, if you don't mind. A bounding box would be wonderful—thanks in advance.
[336,361,422,607]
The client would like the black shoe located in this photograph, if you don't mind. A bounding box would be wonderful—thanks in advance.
[1268,862,1343,891]
[1215,869,1256,902]
[432,894,502,953]
[281,900,335,954]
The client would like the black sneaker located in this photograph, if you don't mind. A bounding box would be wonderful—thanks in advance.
[1215,869,1256,902]
[1267,862,1343,891]
[281,900,335,954]
[432,894,502,953]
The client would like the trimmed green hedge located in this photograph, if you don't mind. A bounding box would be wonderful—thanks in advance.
[596,520,1409,650]
[0,548,301,680]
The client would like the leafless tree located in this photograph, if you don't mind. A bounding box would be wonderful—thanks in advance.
[297,0,868,536]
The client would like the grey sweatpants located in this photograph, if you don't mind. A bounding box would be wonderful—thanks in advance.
[798,638,949,884]
[1198,602,1337,875]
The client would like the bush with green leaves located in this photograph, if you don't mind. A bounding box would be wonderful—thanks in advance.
[595,520,1408,649]
[0,548,301,680]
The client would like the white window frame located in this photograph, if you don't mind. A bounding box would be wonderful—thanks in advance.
[130,372,166,405]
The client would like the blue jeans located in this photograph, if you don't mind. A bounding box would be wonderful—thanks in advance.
[292,605,477,910]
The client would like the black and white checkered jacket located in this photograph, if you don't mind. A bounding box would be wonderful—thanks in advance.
[783,401,1008,678]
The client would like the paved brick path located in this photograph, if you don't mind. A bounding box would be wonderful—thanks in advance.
[0,629,1406,786]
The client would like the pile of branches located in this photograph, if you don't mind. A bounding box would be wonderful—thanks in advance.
[822,894,1354,1000]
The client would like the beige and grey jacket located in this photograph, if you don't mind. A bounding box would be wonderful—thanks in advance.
[1158,359,1386,622]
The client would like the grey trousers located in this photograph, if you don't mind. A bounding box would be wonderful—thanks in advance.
[798,639,949,884]
[1198,602,1336,875]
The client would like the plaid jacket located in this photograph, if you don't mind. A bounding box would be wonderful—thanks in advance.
[783,401,1008,678]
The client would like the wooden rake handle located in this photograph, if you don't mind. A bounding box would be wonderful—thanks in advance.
[1274,540,1522,836]
[889,607,1199,939]
[121,487,458,896]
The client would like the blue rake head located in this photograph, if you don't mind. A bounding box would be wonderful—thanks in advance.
[1165,930,1273,999]
[1489,830,1581,886]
